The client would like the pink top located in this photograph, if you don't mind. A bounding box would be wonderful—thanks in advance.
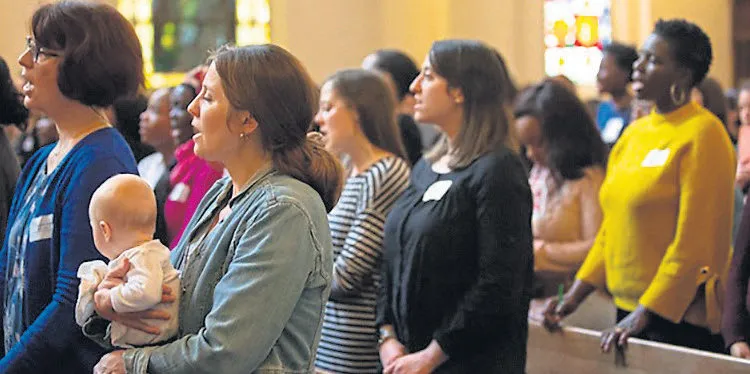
[164,139,223,249]
[529,165,604,274]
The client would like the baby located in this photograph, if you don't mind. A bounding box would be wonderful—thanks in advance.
[75,174,180,348]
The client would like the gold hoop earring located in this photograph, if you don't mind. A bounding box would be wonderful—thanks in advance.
[670,83,686,106]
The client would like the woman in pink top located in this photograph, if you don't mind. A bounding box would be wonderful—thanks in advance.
[514,79,608,298]
[164,73,223,248]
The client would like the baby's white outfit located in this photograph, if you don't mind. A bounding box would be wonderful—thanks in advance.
[75,239,180,348]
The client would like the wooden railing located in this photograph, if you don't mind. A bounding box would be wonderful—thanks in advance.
[527,321,750,373]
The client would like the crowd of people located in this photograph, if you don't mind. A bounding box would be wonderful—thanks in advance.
[2,1,750,373]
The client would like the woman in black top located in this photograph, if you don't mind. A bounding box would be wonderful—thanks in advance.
[376,40,533,374]
[0,56,28,246]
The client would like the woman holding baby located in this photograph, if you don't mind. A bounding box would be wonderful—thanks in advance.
[0,1,142,373]
[89,43,344,373]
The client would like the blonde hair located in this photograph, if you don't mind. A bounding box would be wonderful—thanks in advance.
[90,174,156,235]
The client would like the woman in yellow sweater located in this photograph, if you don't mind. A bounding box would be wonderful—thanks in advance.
[544,19,734,353]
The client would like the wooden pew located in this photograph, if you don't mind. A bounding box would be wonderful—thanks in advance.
[527,321,750,373]
[530,290,615,332]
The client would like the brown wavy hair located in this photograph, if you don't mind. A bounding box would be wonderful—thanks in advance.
[212,44,343,211]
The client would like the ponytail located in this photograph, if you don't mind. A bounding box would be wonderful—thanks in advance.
[213,44,344,211]
[272,132,343,212]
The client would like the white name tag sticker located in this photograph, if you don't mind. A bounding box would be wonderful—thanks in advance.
[422,180,453,202]
[29,214,53,242]
[168,182,191,203]
[641,149,670,167]
[601,118,625,143]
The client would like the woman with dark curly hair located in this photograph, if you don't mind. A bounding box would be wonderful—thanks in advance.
[546,19,733,354]
[514,79,607,298]
[0,56,29,247]
[595,41,638,146]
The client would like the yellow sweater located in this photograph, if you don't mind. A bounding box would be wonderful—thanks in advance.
[576,102,734,332]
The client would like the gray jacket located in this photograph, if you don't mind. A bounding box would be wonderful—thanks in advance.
[89,170,333,373]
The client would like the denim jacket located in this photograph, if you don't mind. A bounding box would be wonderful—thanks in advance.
[94,170,333,373]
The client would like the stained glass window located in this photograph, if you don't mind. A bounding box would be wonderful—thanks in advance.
[544,0,611,85]
[118,0,271,88]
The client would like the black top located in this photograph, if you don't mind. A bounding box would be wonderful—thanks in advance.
[0,130,19,246]
[723,196,750,348]
[398,114,423,166]
[377,147,533,373]
[153,159,176,247]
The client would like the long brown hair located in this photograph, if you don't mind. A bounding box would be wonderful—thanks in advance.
[213,44,343,211]
[323,69,408,162]
[514,80,607,182]
[425,40,517,169]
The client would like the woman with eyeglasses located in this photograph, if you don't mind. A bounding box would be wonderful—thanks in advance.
[0,1,144,372]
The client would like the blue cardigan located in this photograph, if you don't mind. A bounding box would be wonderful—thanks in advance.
[0,128,137,373]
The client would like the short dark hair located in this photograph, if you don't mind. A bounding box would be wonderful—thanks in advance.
[176,83,197,100]
[695,77,727,125]
[653,19,712,87]
[32,0,144,107]
[365,49,419,101]
[514,79,607,181]
[112,93,148,135]
[0,57,29,128]
[602,41,638,82]
[323,69,407,162]
[112,93,152,161]
[726,88,738,110]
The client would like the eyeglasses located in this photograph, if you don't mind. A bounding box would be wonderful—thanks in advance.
[25,36,61,62]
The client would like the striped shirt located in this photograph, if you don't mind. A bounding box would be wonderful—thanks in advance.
[315,156,410,373]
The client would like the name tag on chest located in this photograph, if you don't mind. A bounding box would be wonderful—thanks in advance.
[422,180,453,202]
[601,118,625,143]
[641,149,670,167]
[29,214,53,242]
[168,182,191,203]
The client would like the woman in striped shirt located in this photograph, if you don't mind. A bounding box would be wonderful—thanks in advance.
[313,69,411,373]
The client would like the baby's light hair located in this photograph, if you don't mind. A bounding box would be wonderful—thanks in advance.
[90,174,157,236]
